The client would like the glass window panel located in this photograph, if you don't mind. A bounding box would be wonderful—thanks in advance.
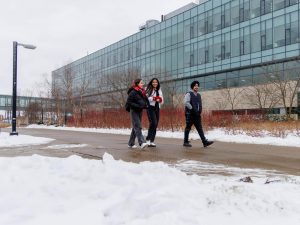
[224,3,231,27]
[206,38,213,63]
[184,19,191,40]
[205,75,215,82]
[160,29,166,49]
[224,32,231,59]
[190,17,197,39]
[243,27,251,54]
[216,79,226,89]
[240,76,252,86]
[171,25,177,45]
[177,22,184,43]
[155,32,160,50]
[290,0,299,6]
[227,71,239,78]
[213,6,221,31]
[227,78,239,87]
[184,45,190,67]
[251,23,261,53]
[146,57,151,75]
[214,35,222,61]
[273,0,285,11]
[198,13,206,36]
[291,12,299,44]
[216,73,226,80]
[273,15,285,48]
[250,0,260,18]
[178,46,184,69]
[266,19,273,49]
[150,56,155,75]
[146,36,151,53]
[141,38,146,54]
[207,10,213,33]
[265,0,272,14]
[155,54,161,73]
[166,27,172,47]
[231,30,240,57]
[198,40,205,64]
[166,50,172,72]
[150,34,155,51]
[160,52,166,73]
[231,0,239,25]
[172,48,177,71]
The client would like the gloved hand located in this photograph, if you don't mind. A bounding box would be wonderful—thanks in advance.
[155,96,162,103]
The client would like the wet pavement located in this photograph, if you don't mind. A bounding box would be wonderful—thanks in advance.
[1,127,300,176]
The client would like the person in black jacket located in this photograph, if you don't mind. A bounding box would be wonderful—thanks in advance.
[126,78,149,149]
[183,81,214,148]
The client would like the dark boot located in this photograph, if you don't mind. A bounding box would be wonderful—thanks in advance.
[183,141,192,147]
[203,140,214,148]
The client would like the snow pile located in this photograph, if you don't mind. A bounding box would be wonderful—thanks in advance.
[0,153,299,225]
[0,131,54,147]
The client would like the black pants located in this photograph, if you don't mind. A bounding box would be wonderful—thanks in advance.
[184,111,206,143]
[146,106,160,142]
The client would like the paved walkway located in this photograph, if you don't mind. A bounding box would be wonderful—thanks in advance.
[1,128,300,175]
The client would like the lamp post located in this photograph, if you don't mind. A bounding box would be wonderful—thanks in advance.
[10,41,36,136]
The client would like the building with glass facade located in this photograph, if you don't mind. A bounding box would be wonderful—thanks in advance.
[52,0,300,114]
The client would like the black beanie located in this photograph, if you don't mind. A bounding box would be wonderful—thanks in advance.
[190,81,200,89]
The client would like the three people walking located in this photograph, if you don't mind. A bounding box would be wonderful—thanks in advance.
[126,78,213,150]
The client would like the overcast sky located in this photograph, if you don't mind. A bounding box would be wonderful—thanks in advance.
[0,0,194,96]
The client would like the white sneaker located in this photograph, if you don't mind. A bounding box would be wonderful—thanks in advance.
[128,145,137,149]
[146,140,150,145]
[140,142,148,150]
[149,142,156,147]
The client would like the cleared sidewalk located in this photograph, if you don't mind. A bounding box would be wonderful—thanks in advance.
[1,127,300,175]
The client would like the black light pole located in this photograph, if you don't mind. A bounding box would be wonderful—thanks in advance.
[10,41,36,136]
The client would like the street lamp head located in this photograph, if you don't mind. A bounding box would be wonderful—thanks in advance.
[18,43,36,50]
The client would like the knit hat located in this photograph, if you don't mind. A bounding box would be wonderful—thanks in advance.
[190,81,200,89]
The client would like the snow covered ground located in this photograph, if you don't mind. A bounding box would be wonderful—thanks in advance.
[0,131,54,147]
[0,153,299,225]
[1,127,300,224]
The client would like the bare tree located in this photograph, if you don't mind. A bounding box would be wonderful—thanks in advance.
[160,76,184,132]
[61,66,75,115]
[26,102,41,124]
[243,83,280,114]
[266,64,300,119]
[220,87,245,114]
[97,68,140,108]
[73,73,92,123]
[212,95,228,110]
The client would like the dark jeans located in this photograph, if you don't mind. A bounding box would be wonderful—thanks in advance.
[184,111,206,143]
[146,106,160,142]
[128,110,146,146]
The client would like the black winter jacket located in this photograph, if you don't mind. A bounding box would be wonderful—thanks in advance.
[126,88,148,112]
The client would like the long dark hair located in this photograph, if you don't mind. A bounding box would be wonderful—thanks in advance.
[146,78,160,96]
